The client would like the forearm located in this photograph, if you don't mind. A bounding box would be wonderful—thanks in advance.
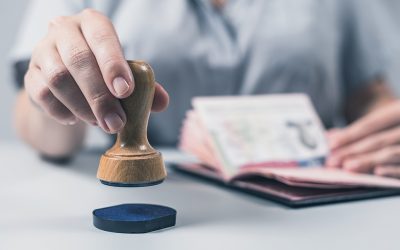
[14,90,87,158]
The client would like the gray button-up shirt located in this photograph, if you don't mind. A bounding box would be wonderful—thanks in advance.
[11,0,388,145]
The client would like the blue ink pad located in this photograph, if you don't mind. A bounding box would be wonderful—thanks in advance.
[93,204,177,233]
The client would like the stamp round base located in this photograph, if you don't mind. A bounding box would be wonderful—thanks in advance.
[99,179,164,187]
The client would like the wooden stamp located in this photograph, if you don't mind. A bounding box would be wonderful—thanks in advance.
[96,60,167,187]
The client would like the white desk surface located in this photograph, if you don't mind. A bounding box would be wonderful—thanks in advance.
[1,141,399,250]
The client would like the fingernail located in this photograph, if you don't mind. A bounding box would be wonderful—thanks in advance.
[104,113,124,133]
[112,77,130,97]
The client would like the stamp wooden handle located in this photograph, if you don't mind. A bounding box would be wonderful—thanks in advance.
[96,60,166,187]
[113,60,156,155]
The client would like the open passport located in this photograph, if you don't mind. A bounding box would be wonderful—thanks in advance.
[175,94,400,207]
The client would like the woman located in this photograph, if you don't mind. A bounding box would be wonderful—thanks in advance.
[12,0,396,172]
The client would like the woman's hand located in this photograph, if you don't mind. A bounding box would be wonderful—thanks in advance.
[25,9,169,134]
[326,101,400,178]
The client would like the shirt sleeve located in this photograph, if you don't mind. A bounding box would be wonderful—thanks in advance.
[340,0,390,96]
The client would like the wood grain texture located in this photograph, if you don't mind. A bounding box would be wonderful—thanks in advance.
[97,60,166,186]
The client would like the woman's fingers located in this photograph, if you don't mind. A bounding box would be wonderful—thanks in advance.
[50,16,126,133]
[329,103,400,150]
[24,66,77,125]
[79,9,134,99]
[26,9,170,133]
[342,146,400,173]
[374,165,400,178]
[152,83,169,112]
[31,38,97,125]
[327,127,400,167]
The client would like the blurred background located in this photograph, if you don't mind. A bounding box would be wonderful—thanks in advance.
[0,0,28,141]
[2,0,400,142]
